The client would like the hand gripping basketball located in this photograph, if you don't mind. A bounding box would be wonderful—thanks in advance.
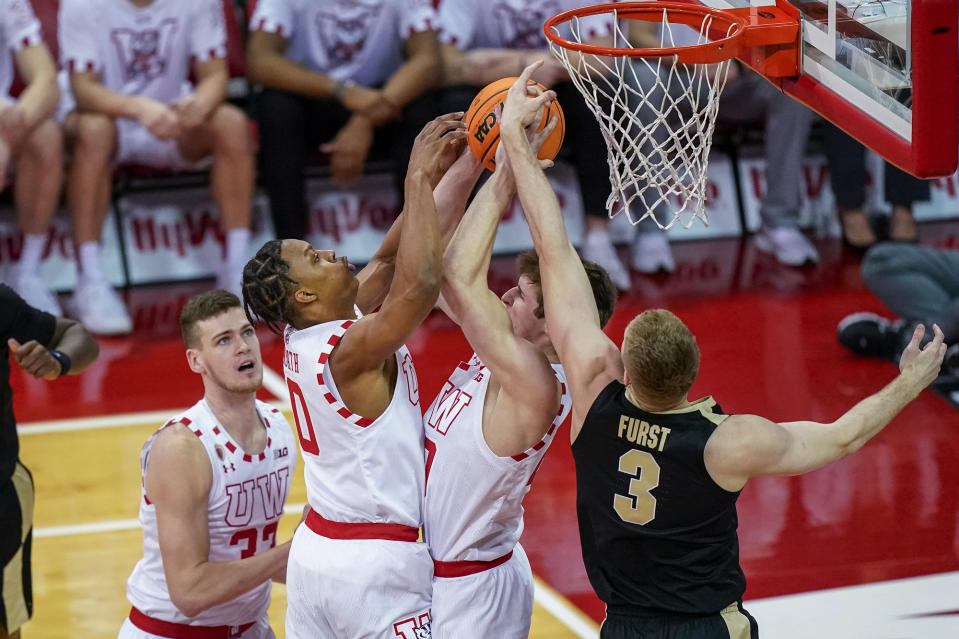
[464,74,565,171]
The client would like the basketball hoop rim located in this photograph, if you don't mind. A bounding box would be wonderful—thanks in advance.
[544,1,749,64]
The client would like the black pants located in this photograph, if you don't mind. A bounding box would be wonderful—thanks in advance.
[254,87,438,240]
[436,81,612,218]
[0,462,34,633]
[601,602,759,639]
[823,123,930,209]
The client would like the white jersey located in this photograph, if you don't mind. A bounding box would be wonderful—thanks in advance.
[126,399,297,626]
[283,319,425,527]
[58,0,226,102]
[436,0,613,50]
[249,0,439,87]
[423,353,571,562]
[0,0,43,98]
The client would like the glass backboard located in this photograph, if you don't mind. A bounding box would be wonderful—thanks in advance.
[706,0,957,177]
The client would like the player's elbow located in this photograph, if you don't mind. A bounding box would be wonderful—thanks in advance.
[170,591,208,619]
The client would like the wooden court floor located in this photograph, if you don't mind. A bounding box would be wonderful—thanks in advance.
[18,415,597,639]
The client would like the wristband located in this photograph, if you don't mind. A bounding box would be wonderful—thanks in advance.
[48,349,71,378]
[333,79,356,101]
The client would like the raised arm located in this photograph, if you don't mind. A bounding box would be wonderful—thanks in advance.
[332,114,467,376]
[440,141,560,450]
[146,424,291,617]
[499,63,622,436]
[355,145,483,314]
[705,324,948,491]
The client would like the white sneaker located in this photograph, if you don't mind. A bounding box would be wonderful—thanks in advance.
[581,229,631,291]
[12,269,62,316]
[754,226,819,266]
[73,279,133,335]
[631,231,676,274]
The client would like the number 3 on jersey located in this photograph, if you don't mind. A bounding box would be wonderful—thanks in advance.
[613,449,661,526]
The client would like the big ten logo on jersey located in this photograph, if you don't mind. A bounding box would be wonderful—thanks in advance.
[494,0,561,49]
[316,0,382,65]
[393,612,431,639]
[111,19,178,82]
[401,353,419,405]
[425,382,472,436]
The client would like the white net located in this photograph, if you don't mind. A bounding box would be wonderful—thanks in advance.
[549,8,737,229]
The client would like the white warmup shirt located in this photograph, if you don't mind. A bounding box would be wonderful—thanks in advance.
[249,0,439,87]
[59,0,226,99]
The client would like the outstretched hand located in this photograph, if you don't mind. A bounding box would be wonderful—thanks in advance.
[898,324,947,388]
[500,61,557,137]
[492,102,557,172]
[407,112,469,188]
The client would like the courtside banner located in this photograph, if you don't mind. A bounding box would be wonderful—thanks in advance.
[738,154,835,235]
[304,165,587,260]
[0,208,126,292]
[117,189,275,285]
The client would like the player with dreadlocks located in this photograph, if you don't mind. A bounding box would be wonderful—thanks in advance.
[242,113,472,638]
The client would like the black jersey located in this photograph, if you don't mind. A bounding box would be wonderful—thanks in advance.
[572,380,746,615]
[1,285,56,481]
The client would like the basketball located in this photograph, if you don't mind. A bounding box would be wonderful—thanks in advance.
[463,76,565,171]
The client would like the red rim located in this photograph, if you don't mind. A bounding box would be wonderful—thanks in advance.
[543,1,748,64]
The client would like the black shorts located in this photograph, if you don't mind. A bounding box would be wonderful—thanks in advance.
[601,601,759,639]
[0,462,34,633]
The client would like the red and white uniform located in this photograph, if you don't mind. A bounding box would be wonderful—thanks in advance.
[0,0,42,99]
[249,0,439,87]
[119,399,297,639]
[423,353,571,639]
[58,0,226,168]
[436,0,614,51]
[282,319,433,639]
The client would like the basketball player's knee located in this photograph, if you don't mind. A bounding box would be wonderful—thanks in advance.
[74,114,117,158]
[24,119,63,165]
[212,106,255,154]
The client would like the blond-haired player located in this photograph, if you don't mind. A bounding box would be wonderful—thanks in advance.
[499,61,948,639]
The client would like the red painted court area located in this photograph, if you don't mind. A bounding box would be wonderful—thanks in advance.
[12,224,959,625]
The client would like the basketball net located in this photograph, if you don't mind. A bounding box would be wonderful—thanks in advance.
[549,8,736,229]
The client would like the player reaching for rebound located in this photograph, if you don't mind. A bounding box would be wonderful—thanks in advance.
[423,125,615,637]
[242,114,468,639]
[119,290,298,639]
[499,62,948,639]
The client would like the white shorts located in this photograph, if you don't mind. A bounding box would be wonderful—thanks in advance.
[430,544,533,639]
[115,117,210,171]
[285,524,434,639]
[117,614,274,639]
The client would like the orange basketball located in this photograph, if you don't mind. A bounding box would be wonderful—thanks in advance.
[463,77,565,171]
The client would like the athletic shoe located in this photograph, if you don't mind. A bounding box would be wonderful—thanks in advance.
[12,269,62,316]
[836,312,905,363]
[72,279,133,335]
[631,231,676,274]
[754,226,819,266]
[581,229,631,291]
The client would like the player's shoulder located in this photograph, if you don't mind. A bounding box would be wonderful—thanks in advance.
[706,413,783,460]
